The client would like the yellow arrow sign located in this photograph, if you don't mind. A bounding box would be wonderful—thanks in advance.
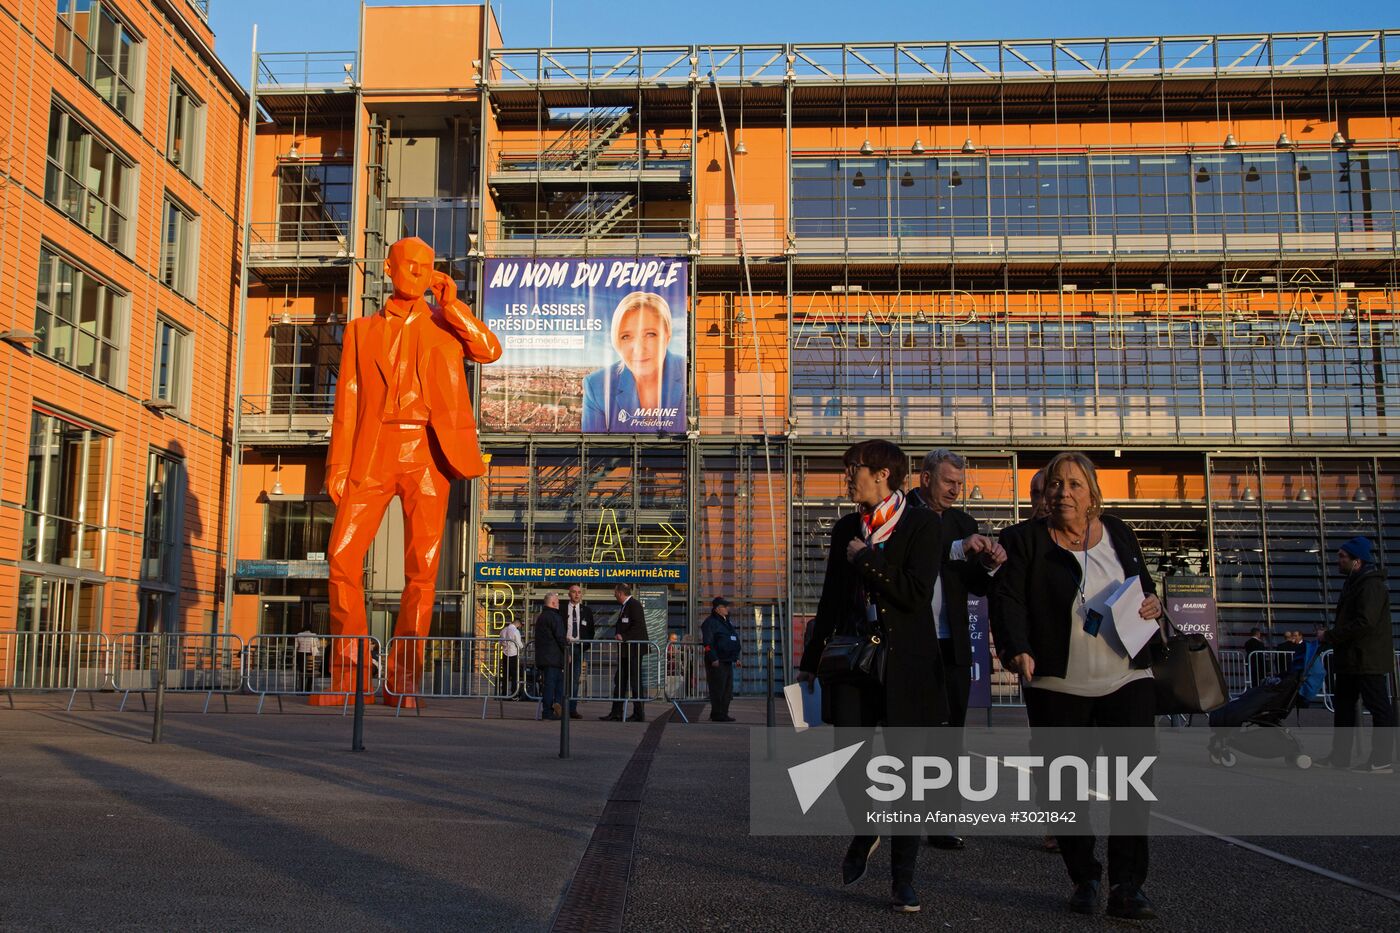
[637,522,685,559]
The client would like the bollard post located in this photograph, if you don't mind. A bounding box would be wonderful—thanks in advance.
[766,639,776,728]
[560,651,571,759]
[352,636,366,752]
[152,632,167,744]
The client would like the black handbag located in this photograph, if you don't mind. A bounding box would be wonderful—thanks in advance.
[1151,615,1228,714]
[816,629,887,686]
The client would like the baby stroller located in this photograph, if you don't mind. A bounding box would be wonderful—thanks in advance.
[1206,643,1325,769]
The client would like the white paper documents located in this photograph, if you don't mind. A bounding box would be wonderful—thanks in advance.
[784,680,824,732]
[1105,575,1158,657]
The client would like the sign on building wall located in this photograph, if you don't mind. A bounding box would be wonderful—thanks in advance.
[1164,576,1221,654]
[481,257,689,434]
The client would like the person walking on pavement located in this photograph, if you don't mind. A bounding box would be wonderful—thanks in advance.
[535,592,568,720]
[797,439,946,914]
[908,448,1007,851]
[701,596,742,722]
[564,583,595,719]
[991,452,1164,921]
[500,618,524,700]
[601,583,649,722]
[1317,536,1396,773]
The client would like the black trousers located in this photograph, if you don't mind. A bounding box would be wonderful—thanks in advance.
[297,653,316,693]
[1330,672,1396,766]
[1024,678,1156,890]
[569,646,588,713]
[828,681,923,886]
[609,641,646,717]
[939,639,972,728]
[707,661,734,719]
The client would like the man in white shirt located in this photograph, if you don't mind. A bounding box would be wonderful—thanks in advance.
[500,619,524,699]
[910,448,1006,851]
[564,584,595,719]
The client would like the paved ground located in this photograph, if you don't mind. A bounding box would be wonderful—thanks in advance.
[1,694,1397,931]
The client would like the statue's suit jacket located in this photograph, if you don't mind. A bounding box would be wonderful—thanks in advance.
[327,297,503,487]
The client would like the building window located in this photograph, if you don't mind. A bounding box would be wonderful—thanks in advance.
[270,322,342,407]
[142,449,184,586]
[54,1,142,121]
[45,104,134,252]
[264,500,336,561]
[35,245,128,388]
[161,196,198,299]
[17,573,103,633]
[22,409,112,572]
[278,163,352,242]
[152,316,192,416]
[166,76,205,182]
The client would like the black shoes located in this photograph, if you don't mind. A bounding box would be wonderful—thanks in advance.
[1107,885,1157,921]
[841,837,879,886]
[626,715,646,723]
[926,834,965,850]
[710,715,737,722]
[598,714,622,721]
[890,881,920,913]
[569,711,583,720]
[1068,879,1101,915]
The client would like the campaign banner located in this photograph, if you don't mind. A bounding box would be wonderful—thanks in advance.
[481,257,689,434]
[1164,577,1220,654]
[967,596,992,709]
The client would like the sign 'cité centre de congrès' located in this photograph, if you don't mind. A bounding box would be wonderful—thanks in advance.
[473,563,689,584]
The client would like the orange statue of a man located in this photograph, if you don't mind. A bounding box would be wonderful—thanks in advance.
[321,236,501,704]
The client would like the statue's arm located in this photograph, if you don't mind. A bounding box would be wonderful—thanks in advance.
[325,322,360,505]
[432,272,502,364]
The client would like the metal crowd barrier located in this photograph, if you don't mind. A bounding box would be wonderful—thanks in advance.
[1217,649,1248,699]
[244,634,383,714]
[663,641,708,704]
[0,630,111,711]
[112,633,245,713]
[522,638,664,720]
[1245,649,1299,690]
[381,636,516,718]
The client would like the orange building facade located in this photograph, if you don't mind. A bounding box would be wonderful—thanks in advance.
[222,10,1400,682]
[0,0,246,641]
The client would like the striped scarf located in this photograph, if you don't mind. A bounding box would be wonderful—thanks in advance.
[861,489,906,547]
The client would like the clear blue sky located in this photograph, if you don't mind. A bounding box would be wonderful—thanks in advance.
[210,0,1388,88]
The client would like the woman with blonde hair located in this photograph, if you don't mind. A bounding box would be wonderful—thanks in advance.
[991,451,1164,921]
[582,291,686,432]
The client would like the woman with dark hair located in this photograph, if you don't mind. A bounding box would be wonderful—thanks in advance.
[797,439,945,913]
[991,451,1163,920]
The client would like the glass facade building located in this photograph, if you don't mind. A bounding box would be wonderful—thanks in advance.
[231,18,1400,679]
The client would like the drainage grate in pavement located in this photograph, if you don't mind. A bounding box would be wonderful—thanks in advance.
[549,712,671,933]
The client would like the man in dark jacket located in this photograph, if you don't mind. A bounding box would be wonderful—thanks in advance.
[1319,537,1395,772]
[564,583,596,719]
[1244,628,1270,687]
[909,448,1006,850]
[534,592,568,720]
[701,596,742,722]
[601,583,649,722]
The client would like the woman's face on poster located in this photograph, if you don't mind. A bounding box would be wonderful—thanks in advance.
[615,305,668,380]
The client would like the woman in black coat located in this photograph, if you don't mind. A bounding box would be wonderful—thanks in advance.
[798,439,945,914]
[991,451,1163,921]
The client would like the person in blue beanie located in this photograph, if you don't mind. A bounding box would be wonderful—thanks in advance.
[1317,536,1395,773]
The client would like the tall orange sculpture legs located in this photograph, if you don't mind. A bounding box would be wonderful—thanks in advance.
[320,236,502,706]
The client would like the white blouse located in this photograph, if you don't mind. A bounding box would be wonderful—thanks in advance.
[1031,534,1153,698]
